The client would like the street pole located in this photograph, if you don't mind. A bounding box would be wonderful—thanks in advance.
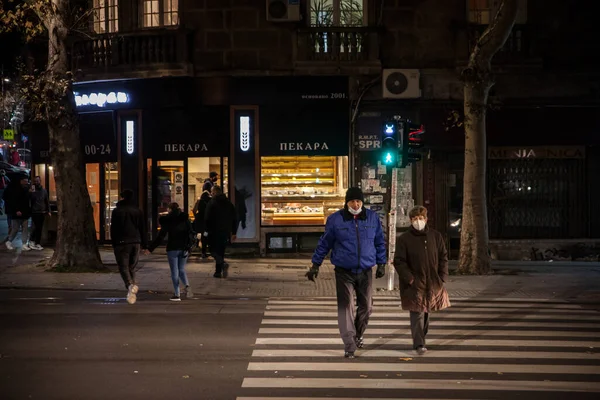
[387,167,399,291]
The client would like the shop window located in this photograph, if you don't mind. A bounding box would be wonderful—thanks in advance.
[156,161,184,218]
[187,157,222,220]
[92,0,119,34]
[86,164,102,240]
[310,0,366,27]
[261,156,348,226]
[104,162,119,240]
[48,165,57,202]
[141,0,179,28]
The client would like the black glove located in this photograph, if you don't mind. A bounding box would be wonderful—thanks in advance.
[306,264,320,282]
[375,264,386,279]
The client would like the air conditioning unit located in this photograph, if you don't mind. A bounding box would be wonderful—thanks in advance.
[266,0,301,22]
[382,69,421,99]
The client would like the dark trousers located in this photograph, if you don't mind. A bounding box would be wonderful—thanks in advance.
[200,234,209,256]
[114,244,140,289]
[30,213,45,244]
[210,232,229,274]
[334,267,373,352]
[410,311,430,349]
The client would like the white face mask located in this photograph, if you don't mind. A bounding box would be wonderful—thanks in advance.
[412,219,426,231]
[348,207,362,216]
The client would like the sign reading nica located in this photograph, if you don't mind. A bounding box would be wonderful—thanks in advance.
[358,134,381,151]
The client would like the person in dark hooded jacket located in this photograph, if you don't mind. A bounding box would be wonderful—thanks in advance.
[204,185,237,278]
[146,202,193,301]
[110,189,146,304]
[192,190,211,258]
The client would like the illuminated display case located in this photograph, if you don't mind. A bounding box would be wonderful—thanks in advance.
[261,156,348,226]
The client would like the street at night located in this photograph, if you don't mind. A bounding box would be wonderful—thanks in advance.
[2,289,600,399]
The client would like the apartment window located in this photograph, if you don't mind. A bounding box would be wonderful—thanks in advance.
[310,0,366,27]
[467,0,527,25]
[142,0,179,28]
[93,0,119,33]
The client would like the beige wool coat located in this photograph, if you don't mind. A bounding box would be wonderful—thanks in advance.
[393,226,451,313]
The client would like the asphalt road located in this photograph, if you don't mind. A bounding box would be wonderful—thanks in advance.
[0,289,266,400]
[1,290,600,400]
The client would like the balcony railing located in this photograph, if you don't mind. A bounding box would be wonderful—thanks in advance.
[296,27,380,63]
[71,29,191,75]
[468,25,533,63]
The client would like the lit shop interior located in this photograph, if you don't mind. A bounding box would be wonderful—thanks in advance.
[151,157,228,221]
[261,156,348,226]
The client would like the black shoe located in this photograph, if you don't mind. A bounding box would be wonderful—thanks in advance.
[213,272,222,278]
[170,296,181,302]
[222,263,230,278]
[344,351,355,359]
[355,336,364,348]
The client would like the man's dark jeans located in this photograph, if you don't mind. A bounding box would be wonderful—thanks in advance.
[114,244,140,289]
[210,232,229,274]
[30,213,45,244]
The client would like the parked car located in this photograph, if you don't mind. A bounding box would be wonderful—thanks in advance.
[0,161,30,182]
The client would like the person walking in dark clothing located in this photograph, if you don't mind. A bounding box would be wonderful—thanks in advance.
[394,205,450,355]
[202,171,219,192]
[308,187,387,358]
[110,189,147,305]
[204,185,236,278]
[28,176,50,250]
[146,202,193,301]
[192,190,211,258]
[3,177,32,251]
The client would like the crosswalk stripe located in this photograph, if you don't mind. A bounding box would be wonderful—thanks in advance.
[247,362,600,374]
[260,319,600,328]
[265,305,599,314]
[268,298,578,304]
[268,300,588,309]
[239,298,600,398]
[237,398,480,400]
[241,377,600,391]
[255,337,599,347]
[257,327,600,337]
[251,349,600,359]
[263,310,600,320]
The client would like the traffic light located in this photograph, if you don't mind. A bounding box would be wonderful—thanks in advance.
[401,120,425,167]
[381,120,398,166]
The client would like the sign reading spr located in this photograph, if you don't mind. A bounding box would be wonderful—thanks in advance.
[358,134,381,151]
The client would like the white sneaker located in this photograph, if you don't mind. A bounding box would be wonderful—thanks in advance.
[185,285,193,298]
[126,285,137,304]
[33,244,44,250]
[5,241,14,250]
[129,284,139,295]
[21,244,31,251]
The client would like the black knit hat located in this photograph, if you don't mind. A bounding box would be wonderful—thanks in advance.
[345,187,364,204]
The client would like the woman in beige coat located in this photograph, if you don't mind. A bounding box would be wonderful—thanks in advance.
[394,205,451,355]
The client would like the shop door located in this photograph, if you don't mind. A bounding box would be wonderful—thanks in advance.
[104,162,119,241]
[155,161,185,222]
[85,164,101,240]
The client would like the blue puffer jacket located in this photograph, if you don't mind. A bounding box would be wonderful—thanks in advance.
[312,207,387,271]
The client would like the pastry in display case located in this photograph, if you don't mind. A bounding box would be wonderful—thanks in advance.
[261,156,348,226]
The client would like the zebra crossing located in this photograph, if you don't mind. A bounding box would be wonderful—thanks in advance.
[237,297,600,399]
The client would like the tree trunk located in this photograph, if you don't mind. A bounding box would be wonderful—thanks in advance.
[457,0,519,275]
[44,1,102,269]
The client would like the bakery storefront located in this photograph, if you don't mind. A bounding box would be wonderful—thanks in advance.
[259,101,350,254]
[144,106,230,238]
[30,110,121,243]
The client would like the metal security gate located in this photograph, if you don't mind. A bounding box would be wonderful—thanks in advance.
[488,151,586,239]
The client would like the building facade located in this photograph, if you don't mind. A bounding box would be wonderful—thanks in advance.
[28,0,600,258]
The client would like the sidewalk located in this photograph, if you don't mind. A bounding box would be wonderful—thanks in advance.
[1,246,600,301]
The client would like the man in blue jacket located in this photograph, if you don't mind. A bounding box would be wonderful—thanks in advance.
[307,187,387,358]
